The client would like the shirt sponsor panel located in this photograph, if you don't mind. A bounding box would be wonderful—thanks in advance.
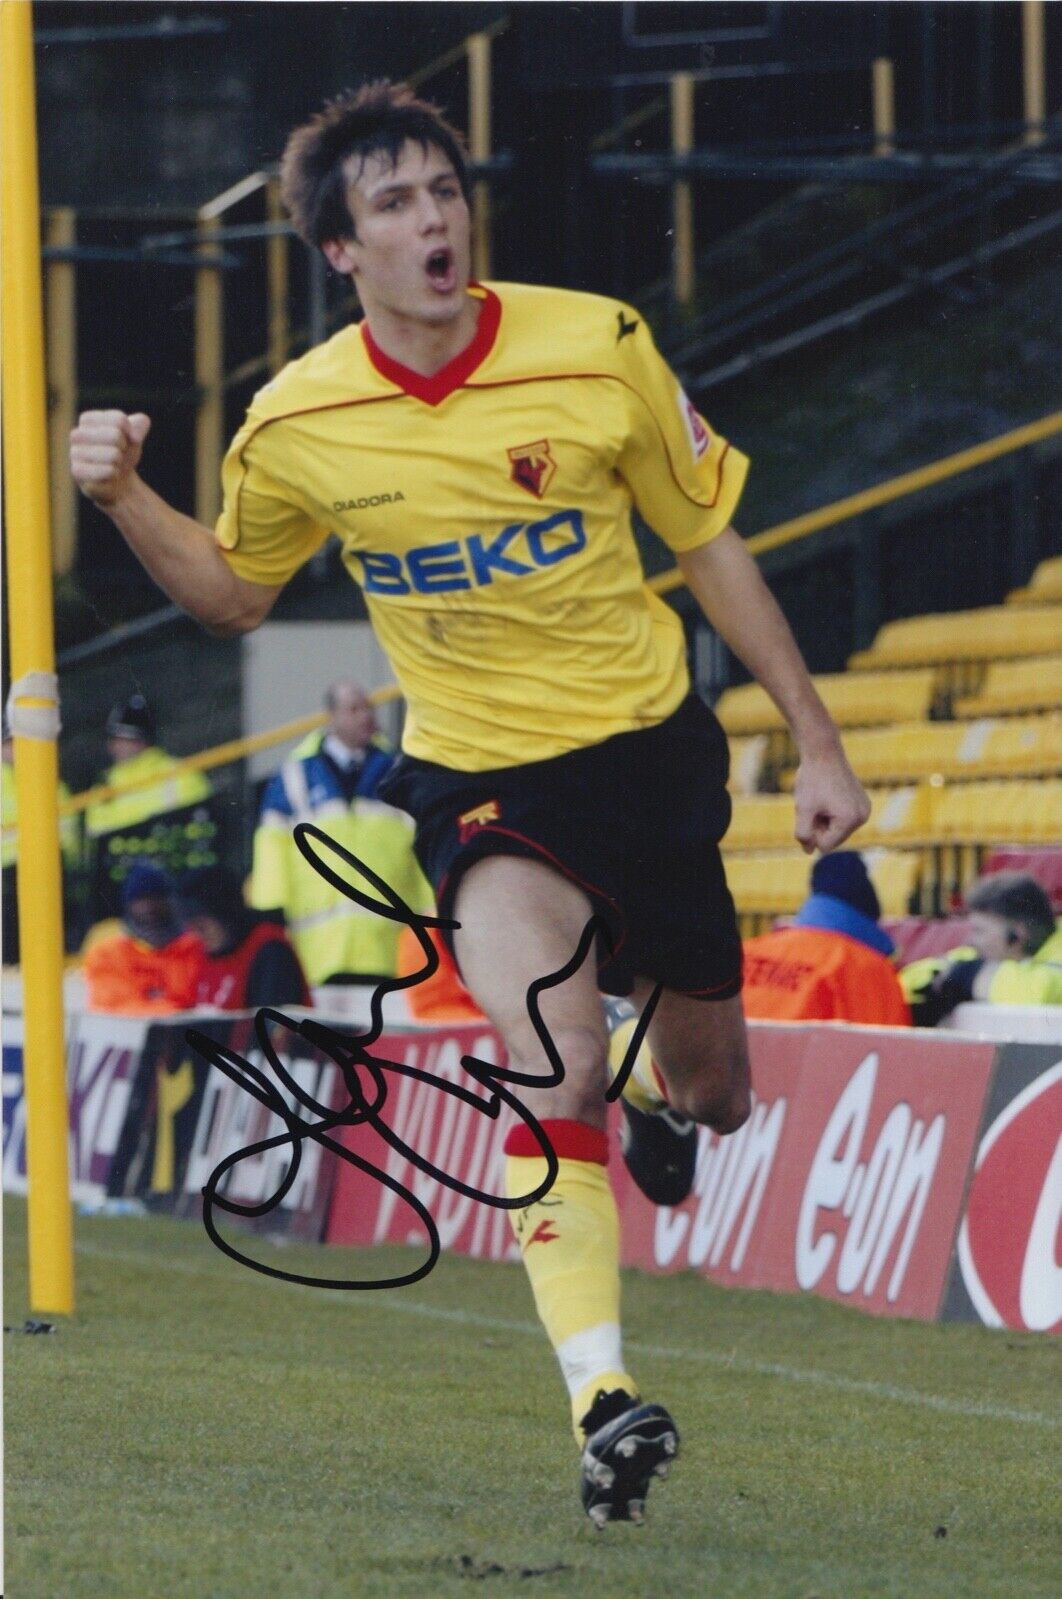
[357,509,588,596]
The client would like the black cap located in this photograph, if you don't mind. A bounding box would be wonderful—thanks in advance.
[106,694,155,742]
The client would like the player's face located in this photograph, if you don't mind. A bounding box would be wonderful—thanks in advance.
[336,142,472,325]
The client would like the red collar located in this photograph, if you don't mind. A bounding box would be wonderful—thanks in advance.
[359,285,501,406]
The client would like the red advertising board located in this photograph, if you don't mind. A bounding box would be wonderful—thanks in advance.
[326,1022,996,1323]
[326,1024,521,1265]
[618,1025,995,1321]
[952,1045,1061,1333]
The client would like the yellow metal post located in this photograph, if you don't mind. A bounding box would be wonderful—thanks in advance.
[45,206,78,577]
[1022,0,1046,146]
[467,31,492,281]
[266,177,289,375]
[1,0,75,1316]
[671,73,695,307]
[872,58,896,157]
[194,210,223,526]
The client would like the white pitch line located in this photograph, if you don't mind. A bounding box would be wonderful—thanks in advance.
[72,1236,1061,1432]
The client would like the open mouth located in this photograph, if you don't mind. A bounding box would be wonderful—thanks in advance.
[425,248,457,293]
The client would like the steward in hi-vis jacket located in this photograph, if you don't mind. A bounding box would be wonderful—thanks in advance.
[249,725,432,985]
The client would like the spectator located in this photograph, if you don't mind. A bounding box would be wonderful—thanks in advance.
[741,851,910,1025]
[177,865,310,1011]
[395,924,484,1024]
[903,871,1062,1025]
[83,861,203,1014]
[250,679,433,985]
[86,695,212,836]
[2,719,81,964]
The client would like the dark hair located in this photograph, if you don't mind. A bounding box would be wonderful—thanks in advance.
[280,80,470,248]
[965,871,1055,955]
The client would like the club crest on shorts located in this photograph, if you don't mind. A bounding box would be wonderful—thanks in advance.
[458,799,501,842]
[508,440,556,499]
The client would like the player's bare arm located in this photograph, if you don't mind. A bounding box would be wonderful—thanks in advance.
[69,409,281,637]
[677,527,870,854]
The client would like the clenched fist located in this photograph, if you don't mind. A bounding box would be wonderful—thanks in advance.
[70,410,152,508]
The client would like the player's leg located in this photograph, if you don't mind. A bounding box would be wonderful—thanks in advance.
[630,981,751,1134]
[453,854,677,1523]
[607,984,749,1209]
[453,854,634,1423]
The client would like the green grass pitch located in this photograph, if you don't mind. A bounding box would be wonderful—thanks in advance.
[4,1196,1059,1598]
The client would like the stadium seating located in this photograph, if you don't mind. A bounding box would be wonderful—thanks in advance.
[726,733,769,795]
[954,655,1062,718]
[724,848,921,935]
[1007,555,1062,607]
[848,605,1061,695]
[931,779,1062,845]
[714,667,937,736]
[836,714,1061,785]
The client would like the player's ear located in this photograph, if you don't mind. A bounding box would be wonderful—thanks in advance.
[321,238,358,276]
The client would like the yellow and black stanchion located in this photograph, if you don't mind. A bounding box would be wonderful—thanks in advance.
[1,0,75,1315]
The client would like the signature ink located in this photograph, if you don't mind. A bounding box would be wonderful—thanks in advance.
[187,822,660,1289]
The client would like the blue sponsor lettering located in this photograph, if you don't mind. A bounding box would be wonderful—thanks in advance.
[524,509,587,567]
[407,541,471,593]
[468,523,533,585]
[359,551,410,595]
[358,509,587,597]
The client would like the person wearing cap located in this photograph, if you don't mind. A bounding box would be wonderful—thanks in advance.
[2,720,81,964]
[83,861,204,1014]
[249,679,433,986]
[902,871,1062,1024]
[177,865,310,1011]
[85,694,212,840]
[740,851,910,1025]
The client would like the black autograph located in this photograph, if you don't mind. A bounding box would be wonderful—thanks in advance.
[186,822,660,1290]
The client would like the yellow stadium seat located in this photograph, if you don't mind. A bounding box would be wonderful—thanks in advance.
[715,667,936,736]
[933,780,1062,845]
[1007,556,1062,607]
[863,849,923,918]
[725,794,796,850]
[954,656,1062,718]
[726,734,769,795]
[849,605,1061,671]
[853,784,940,847]
[714,682,785,736]
[837,714,1061,784]
[724,848,920,923]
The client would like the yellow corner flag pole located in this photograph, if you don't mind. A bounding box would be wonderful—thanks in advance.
[1,0,75,1314]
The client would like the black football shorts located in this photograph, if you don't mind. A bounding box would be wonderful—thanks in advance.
[378,693,743,1000]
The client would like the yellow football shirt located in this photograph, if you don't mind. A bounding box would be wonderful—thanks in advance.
[216,281,749,770]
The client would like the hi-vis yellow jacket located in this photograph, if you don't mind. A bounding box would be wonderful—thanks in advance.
[902,923,1062,1008]
[2,762,79,869]
[85,746,212,837]
[249,734,432,985]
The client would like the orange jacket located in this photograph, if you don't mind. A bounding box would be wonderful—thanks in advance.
[741,926,910,1025]
[396,925,483,1023]
[84,930,203,1015]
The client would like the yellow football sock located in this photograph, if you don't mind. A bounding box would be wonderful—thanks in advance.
[505,1119,638,1442]
[607,1015,668,1115]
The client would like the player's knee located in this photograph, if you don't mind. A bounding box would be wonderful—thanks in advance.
[670,1050,750,1135]
[508,1023,608,1115]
